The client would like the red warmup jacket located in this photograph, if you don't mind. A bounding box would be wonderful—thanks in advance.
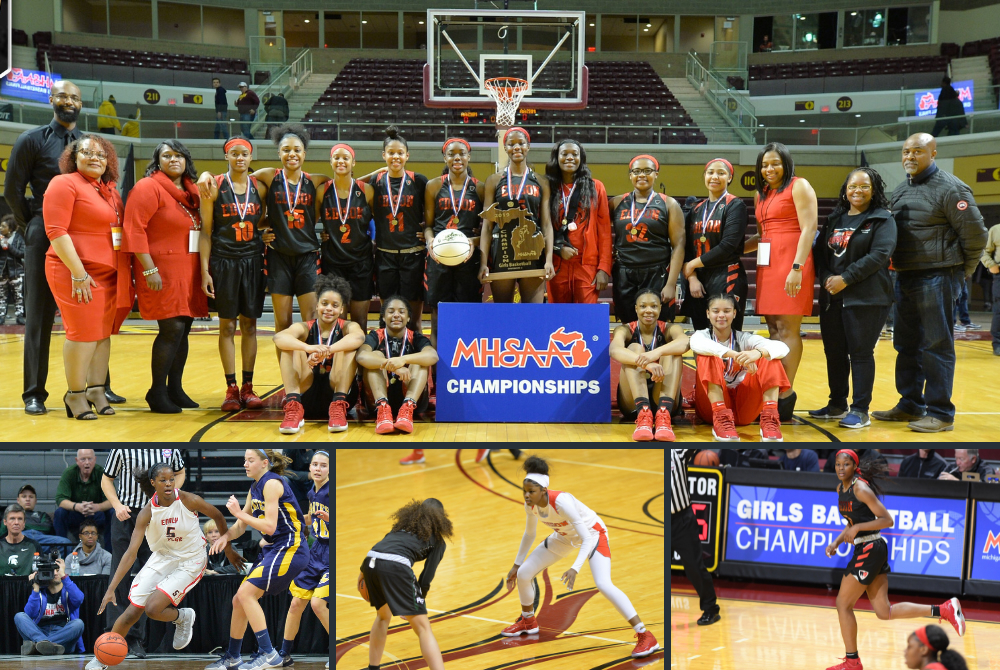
[553,178,612,277]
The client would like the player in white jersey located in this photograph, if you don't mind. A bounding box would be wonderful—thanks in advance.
[500,454,661,659]
[88,463,244,670]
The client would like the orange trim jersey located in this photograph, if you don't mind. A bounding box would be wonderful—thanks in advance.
[517,490,610,573]
[146,490,206,559]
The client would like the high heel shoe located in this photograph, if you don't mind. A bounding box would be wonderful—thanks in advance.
[167,385,199,409]
[85,385,115,415]
[146,387,182,414]
[64,390,97,420]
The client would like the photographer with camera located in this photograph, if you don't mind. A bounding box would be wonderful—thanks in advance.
[14,554,85,655]
[0,504,43,576]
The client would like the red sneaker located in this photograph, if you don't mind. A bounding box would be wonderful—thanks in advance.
[328,399,349,433]
[826,657,863,670]
[712,408,740,442]
[394,400,416,434]
[399,449,425,464]
[632,407,654,441]
[375,401,395,435]
[759,407,784,442]
[631,630,660,658]
[500,614,539,637]
[240,382,263,409]
[221,385,241,412]
[939,597,966,636]
[653,410,675,442]
[279,400,305,434]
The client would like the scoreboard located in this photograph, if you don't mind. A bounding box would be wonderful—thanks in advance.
[671,466,723,572]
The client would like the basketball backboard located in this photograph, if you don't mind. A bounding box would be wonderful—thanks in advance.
[423,8,588,110]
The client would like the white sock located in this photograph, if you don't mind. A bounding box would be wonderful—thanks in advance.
[633,622,646,634]
[522,609,534,619]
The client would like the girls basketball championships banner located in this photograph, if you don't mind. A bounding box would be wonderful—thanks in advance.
[435,302,610,423]
[724,485,967,578]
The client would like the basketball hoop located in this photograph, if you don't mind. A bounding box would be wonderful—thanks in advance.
[484,77,530,128]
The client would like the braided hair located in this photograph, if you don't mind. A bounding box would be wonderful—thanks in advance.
[838,449,889,499]
[545,139,596,227]
[831,167,890,218]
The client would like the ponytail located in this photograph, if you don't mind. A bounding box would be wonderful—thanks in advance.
[856,450,888,499]
[257,449,293,476]
[919,625,968,670]
[132,462,173,499]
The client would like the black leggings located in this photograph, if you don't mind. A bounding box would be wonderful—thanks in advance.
[151,316,193,389]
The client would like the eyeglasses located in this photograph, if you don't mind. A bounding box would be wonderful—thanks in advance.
[846,185,872,192]
[630,168,657,176]
[79,151,108,161]
[80,531,98,536]
[53,94,83,103]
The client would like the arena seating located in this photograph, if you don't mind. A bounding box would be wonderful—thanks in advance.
[748,55,948,95]
[35,43,249,86]
[960,36,1000,58]
[302,58,705,145]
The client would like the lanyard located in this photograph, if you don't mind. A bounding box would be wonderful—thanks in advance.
[91,182,120,226]
[282,170,303,218]
[332,179,354,229]
[177,201,200,230]
[387,172,407,219]
[225,172,252,224]
[448,175,470,221]
[505,167,529,206]
[638,324,660,352]
[560,183,577,227]
[699,192,727,238]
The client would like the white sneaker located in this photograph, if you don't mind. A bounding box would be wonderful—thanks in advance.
[86,658,108,670]
[173,607,196,649]
[239,650,284,669]
[325,662,329,669]
[205,654,243,670]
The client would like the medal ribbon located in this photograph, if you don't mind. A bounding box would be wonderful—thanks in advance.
[560,183,577,227]
[505,167,529,205]
[333,179,354,227]
[388,172,407,219]
[448,175,470,220]
[712,328,737,379]
[384,331,408,383]
[629,191,655,229]
[282,169,303,219]
[700,192,727,238]
[316,320,339,370]
[225,171,252,222]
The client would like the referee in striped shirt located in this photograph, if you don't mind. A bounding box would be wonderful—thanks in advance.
[100,449,186,657]
[671,449,720,626]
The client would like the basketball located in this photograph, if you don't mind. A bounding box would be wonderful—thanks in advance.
[693,450,720,467]
[95,632,128,666]
[431,229,472,266]
[358,571,370,603]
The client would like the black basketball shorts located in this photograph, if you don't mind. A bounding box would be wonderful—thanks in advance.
[376,249,426,302]
[266,249,321,297]
[424,254,483,307]
[208,254,265,320]
[612,261,675,324]
[301,371,360,420]
[322,254,376,304]
[846,536,890,585]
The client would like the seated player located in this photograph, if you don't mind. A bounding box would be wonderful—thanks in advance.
[356,296,439,435]
[690,294,790,442]
[274,275,365,434]
[610,290,689,442]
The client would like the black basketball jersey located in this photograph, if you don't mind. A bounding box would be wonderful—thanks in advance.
[305,317,345,376]
[688,192,743,263]
[612,191,672,267]
[266,169,319,255]
[370,171,427,251]
[212,173,264,258]
[494,167,542,222]
[839,477,878,527]
[432,175,482,237]
[319,179,373,266]
[626,320,669,350]
[363,327,432,360]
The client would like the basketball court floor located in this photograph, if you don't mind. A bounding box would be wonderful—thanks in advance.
[1,319,996,442]
[0,655,329,668]
[335,449,665,669]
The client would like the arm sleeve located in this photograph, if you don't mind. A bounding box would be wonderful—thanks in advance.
[560,495,600,575]
[689,330,728,357]
[63,577,86,612]
[841,214,897,286]
[10,232,25,260]
[944,181,988,276]
[698,199,748,269]
[55,470,74,506]
[4,131,36,226]
[416,539,446,598]
[744,332,790,359]
[513,505,538,566]
[41,176,77,241]
[593,180,613,276]
[122,180,159,254]
[981,225,999,269]
[24,592,40,618]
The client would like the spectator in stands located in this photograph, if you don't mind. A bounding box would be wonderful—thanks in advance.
[0,214,26,325]
[0,504,43,576]
[265,92,289,128]
[54,449,113,549]
[96,96,120,136]
[898,449,949,479]
[953,276,979,332]
[235,82,259,140]
[213,77,229,140]
[15,556,85,655]
[121,113,139,139]
[809,167,896,429]
[778,449,820,472]
[939,449,996,480]
[872,134,987,433]
[758,35,773,52]
[0,485,75,554]
[203,519,241,575]
[68,520,111,575]
[931,77,967,138]
[745,142,818,421]
[984,221,1000,355]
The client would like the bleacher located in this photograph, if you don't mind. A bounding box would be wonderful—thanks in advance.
[961,37,1000,85]
[748,55,948,95]
[302,58,706,145]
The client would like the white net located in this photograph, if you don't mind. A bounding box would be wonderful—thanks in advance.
[484,77,530,128]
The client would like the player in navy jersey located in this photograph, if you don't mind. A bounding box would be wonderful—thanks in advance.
[199,137,276,412]
[423,137,485,346]
[206,450,310,670]
[610,290,689,442]
[274,275,364,434]
[359,126,429,332]
[609,155,685,324]
[479,127,555,303]
[278,450,329,665]
[198,124,334,357]
[317,143,375,330]
[356,296,438,435]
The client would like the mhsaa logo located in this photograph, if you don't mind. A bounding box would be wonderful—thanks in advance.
[984,530,1000,554]
[452,327,592,368]
[918,92,937,111]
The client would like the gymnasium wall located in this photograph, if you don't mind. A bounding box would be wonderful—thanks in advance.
[937,3,1000,45]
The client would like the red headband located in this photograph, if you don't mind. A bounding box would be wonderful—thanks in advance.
[502,127,531,145]
[836,449,859,467]
[915,626,936,651]
[442,137,471,154]
[224,138,253,155]
[705,158,734,175]
[331,143,355,159]
[630,154,659,170]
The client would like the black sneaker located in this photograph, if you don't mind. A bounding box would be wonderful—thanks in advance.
[127,640,146,659]
[808,404,848,420]
[697,611,721,626]
[777,391,797,422]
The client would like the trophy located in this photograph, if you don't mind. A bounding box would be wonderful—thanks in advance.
[481,202,546,281]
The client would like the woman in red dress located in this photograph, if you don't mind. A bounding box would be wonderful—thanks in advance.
[123,140,208,414]
[43,135,131,419]
[744,142,818,420]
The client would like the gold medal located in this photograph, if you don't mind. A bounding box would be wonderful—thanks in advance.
[508,200,515,208]
[389,377,397,385]
[451,216,460,227]
[700,235,707,243]
[340,225,347,233]
[238,221,246,229]
[286,210,295,225]
[631,227,639,236]
[561,218,568,227]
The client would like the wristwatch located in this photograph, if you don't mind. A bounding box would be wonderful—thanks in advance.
[791,263,802,271]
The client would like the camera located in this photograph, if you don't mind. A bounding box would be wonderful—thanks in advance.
[33,550,62,588]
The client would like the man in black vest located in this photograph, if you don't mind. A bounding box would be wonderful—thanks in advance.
[4,79,125,414]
